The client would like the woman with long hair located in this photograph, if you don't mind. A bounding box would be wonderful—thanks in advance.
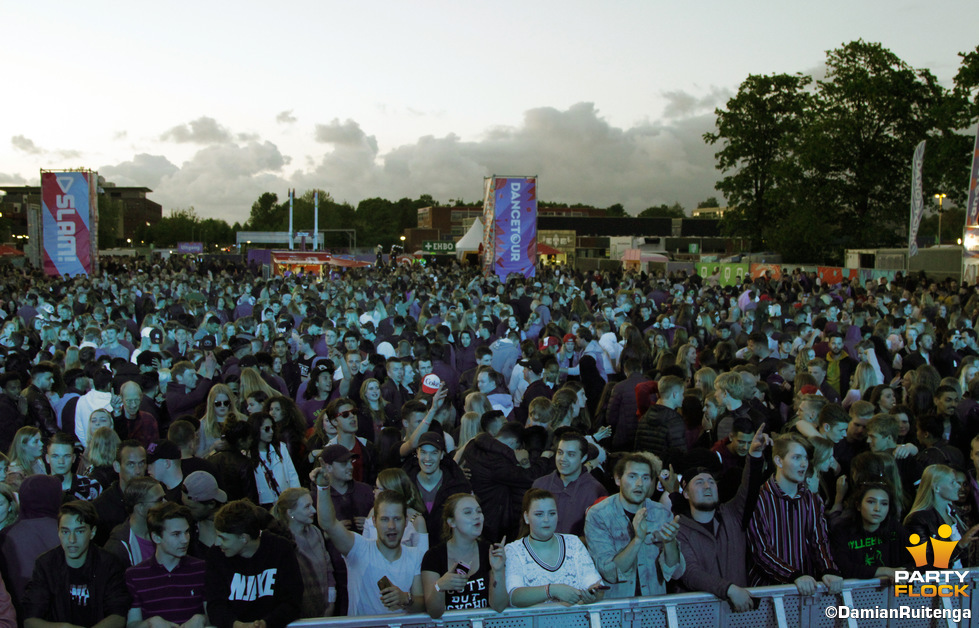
[504,489,605,607]
[805,436,837,505]
[265,396,307,467]
[455,329,478,374]
[549,386,610,468]
[78,408,116,471]
[82,426,121,491]
[197,384,246,457]
[869,385,898,414]
[421,493,508,618]
[357,378,390,441]
[271,488,335,618]
[207,420,258,503]
[892,404,917,446]
[675,343,698,387]
[303,407,338,469]
[249,412,301,509]
[618,324,652,374]
[829,482,908,579]
[362,468,429,546]
[904,465,979,568]
[244,390,270,415]
[648,332,669,371]
[453,411,481,464]
[464,392,492,420]
[299,362,335,425]
[6,426,45,491]
[694,367,718,400]
[842,362,880,409]
[240,367,278,407]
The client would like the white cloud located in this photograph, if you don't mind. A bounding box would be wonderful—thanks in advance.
[153,141,289,218]
[299,102,722,213]
[99,102,725,221]
[0,172,27,184]
[276,110,297,124]
[160,116,234,144]
[661,86,732,119]
[99,154,179,189]
[11,135,42,154]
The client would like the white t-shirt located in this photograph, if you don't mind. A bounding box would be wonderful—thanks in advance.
[345,533,425,616]
[504,534,602,595]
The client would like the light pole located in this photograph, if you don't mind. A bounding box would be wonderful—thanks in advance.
[935,193,947,244]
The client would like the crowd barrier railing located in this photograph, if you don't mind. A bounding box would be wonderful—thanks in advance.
[289,571,979,628]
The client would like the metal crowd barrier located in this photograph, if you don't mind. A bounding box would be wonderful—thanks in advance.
[290,571,979,628]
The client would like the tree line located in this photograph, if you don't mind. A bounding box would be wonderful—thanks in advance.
[706,40,979,263]
[132,193,720,248]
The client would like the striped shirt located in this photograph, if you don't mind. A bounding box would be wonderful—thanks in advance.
[125,554,206,624]
[747,477,839,585]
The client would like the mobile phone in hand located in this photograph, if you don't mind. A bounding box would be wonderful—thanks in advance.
[455,563,470,576]
[377,576,393,591]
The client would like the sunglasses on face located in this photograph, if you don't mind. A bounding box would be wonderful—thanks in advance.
[214,400,230,407]
[262,425,273,432]
[335,409,355,418]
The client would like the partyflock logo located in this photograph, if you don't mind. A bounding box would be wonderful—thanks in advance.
[893,525,970,598]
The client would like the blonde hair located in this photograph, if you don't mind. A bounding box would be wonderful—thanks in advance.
[7,426,41,477]
[464,392,491,417]
[905,464,956,524]
[694,367,718,397]
[853,362,880,395]
[271,487,311,533]
[86,426,121,467]
[201,384,247,439]
[457,411,480,447]
[240,367,278,401]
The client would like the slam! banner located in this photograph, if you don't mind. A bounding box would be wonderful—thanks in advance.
[41,171,96,276]
[492,176,537,279]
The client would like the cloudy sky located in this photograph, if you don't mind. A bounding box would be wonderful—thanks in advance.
[2,1,976,221]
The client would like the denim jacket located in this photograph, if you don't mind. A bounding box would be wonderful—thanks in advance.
[584,494,685,598]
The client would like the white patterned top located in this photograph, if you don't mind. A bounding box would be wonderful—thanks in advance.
[504,534,603,594]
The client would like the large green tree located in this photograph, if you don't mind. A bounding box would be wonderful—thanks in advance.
[707,40,969,263]
[704,72,813,251]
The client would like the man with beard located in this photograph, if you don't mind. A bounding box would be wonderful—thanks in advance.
[677,424,769,611]
[824,332,856,399]
[23,362,60,437]
[584,453,685,598]
[902,330,935,374]
[747,433,843,595]
[313,467,425,616]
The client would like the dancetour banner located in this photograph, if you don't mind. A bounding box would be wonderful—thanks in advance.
[490,176,537,279]
[40,170,97,277]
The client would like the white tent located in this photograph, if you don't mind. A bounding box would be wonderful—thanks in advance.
[455,217,485,259]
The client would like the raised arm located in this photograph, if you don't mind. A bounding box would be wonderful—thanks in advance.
[399,385,446,458]
[311,467,356,555]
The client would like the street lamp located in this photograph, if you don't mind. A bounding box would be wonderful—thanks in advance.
[935,193,947,244]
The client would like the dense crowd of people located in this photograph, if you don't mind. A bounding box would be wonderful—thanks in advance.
[0,255,978,626]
